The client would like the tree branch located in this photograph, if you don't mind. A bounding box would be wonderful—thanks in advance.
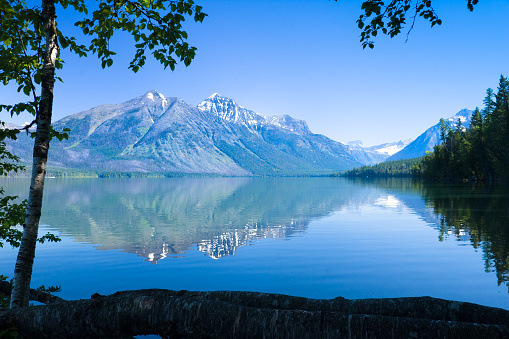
[0,281,64,305]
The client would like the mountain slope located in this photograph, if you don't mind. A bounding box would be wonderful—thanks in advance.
[8,91,383,175]
[366,140,413,156]
[387,109,472,161]
[198,94,383,173]
[197,93,312,135]
[346,139,412,164]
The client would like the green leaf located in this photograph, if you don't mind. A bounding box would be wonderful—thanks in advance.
[59,36,69,49]
[23,86,31,96]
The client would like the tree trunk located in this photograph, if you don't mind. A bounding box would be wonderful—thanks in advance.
[9,0,58,309]
[1,289,508,338]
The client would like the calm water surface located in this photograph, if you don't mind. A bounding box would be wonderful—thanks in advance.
[0,177,507,310]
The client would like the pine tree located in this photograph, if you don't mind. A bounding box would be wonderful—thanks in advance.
[488,76,509,178]
[468,108,486,179]
[482,88,496,123]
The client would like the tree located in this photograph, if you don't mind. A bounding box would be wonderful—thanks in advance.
[468,107,486,179]
[487,75,509,178]
[0,0,206,309]
[356,0,479,48]
[482,88,496,122]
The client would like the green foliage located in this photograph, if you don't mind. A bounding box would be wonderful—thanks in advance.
[0,0,44,118]
[36,284,61,293]
[337,157,424,178]
[46,167,99,178]
[1,123,62,248]
[73,0,207,72]
[0,123,26,248]
[355,0,477,49]
[0,125,62,247]
[1,0,206,118]
[0,189,25,248]
[418,75,509,181]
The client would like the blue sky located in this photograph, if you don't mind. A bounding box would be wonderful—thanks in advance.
[2,0,509,146]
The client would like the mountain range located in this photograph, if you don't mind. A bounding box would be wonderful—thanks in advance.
[5,91,472,175]
[7,91,398,176]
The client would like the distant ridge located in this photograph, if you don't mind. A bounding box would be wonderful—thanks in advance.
[387,109,472,161]
[347,139,412,157]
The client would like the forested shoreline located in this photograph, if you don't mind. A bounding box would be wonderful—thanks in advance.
[337,157,422,178]
[343,75,509,182]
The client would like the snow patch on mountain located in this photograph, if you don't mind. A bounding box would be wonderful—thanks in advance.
[144,90,168,108]
[208,93,221,100]
[374,144,407,156]
[199,94,267,128]
[347,140,363,148]
[263,114,311,135]
[347,139,413,156]
[198,94,311,135]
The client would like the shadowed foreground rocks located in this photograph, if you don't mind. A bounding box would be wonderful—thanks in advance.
[0,288,508,338]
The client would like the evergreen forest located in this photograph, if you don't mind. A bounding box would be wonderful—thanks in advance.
[343,75,509,181]
[337,157,422,178]
[415,75,509,181]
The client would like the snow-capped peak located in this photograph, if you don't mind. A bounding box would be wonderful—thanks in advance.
[144,90,167,108]
[198,94,258,125]
[208,93,221,99]
[197,94,312,135]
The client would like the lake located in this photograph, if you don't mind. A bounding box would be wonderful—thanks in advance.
[0,177,508,310]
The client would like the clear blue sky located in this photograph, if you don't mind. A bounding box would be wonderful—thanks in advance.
[2,0,509,146]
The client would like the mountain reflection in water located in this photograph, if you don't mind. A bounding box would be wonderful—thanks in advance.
[2,177,508,295]
[3,177,363,262]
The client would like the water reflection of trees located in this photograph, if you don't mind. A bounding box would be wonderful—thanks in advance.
[350,178,509,291]
[417,183,509,289]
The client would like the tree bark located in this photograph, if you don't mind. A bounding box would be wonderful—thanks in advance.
[9,0,58,309]
[1,289,508,338]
